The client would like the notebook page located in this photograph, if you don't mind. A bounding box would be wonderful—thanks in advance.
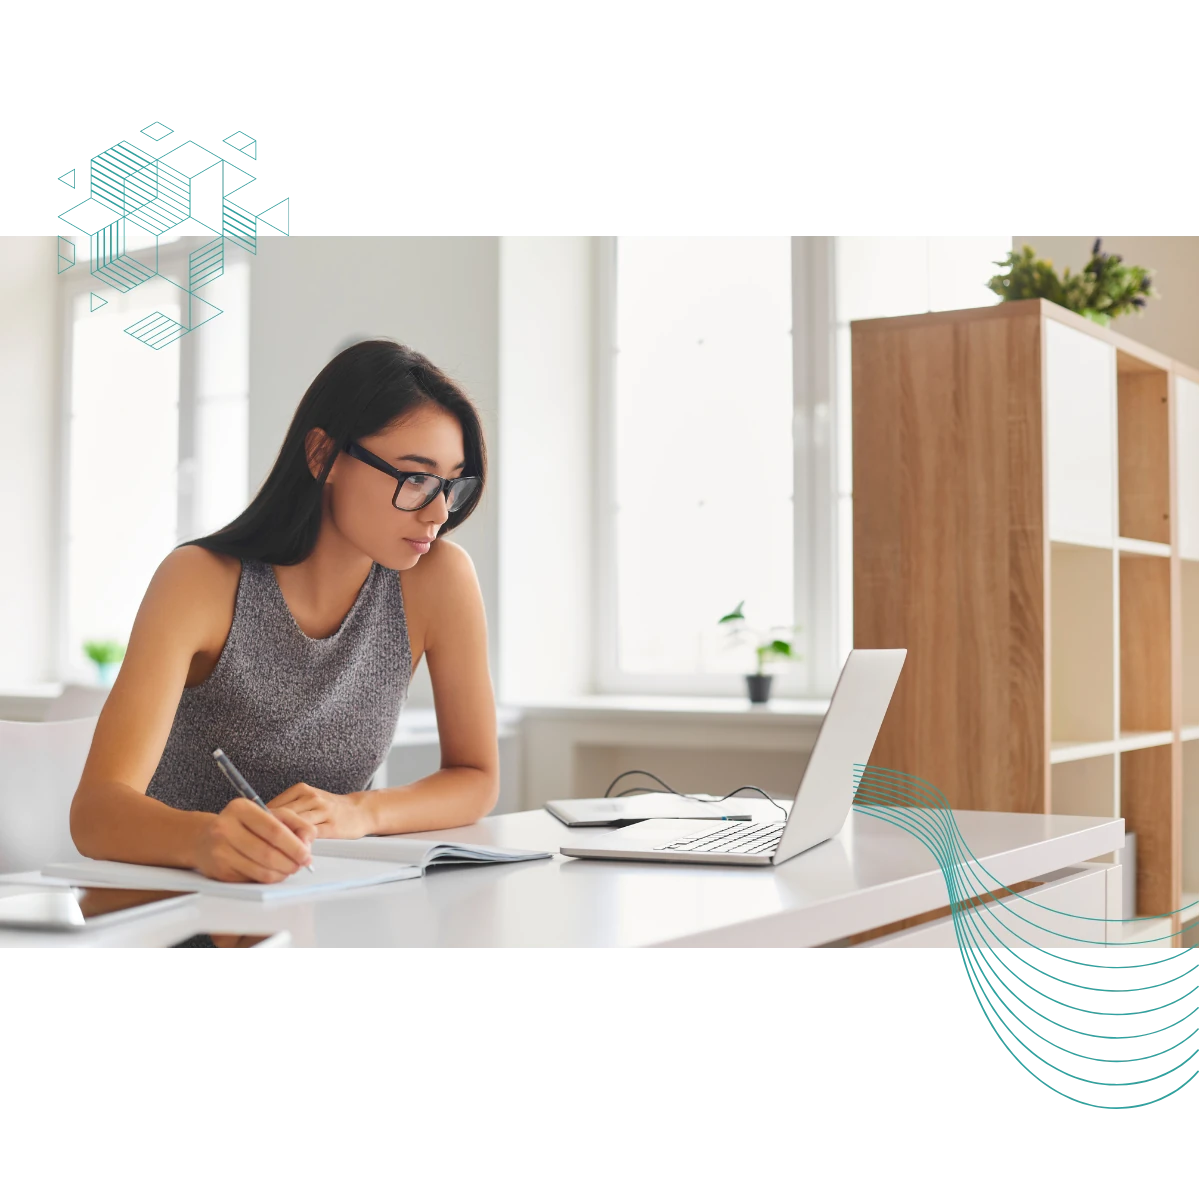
[39,856,422,901]
[311,837,551,866]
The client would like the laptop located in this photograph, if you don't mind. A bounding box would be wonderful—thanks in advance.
[546,794,756,826]
[558,648,906,866]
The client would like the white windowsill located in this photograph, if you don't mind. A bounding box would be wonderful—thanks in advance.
[2,688,831,732]
[509,694,832,722]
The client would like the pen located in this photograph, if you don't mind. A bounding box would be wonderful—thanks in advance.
[211,748,316,873]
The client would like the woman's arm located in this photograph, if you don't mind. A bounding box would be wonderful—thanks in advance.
[70,548,313,877]
[351,539,501,835]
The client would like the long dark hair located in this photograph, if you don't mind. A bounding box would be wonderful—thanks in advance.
[183,338,487,564]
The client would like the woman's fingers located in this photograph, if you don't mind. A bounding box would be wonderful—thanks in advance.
[274,807,319,844]
[228,800,311,873]
[219,839,292,884]
[267,783,315,810]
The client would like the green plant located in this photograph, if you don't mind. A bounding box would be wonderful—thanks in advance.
[83,639,125,666]
[717,600,801,674]
[987,239,1156,326]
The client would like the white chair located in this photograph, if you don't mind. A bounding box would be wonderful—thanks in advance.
[43,683,109,722]
[0,716,98,874]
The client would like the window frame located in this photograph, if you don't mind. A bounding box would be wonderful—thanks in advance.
[53,232,239,681]
[591,235,842,700]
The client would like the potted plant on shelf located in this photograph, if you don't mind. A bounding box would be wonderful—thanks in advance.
[83,639,125,686]
[717,600,801,703]
[986,238,1157,327]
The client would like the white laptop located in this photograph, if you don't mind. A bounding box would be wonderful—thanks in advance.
[559,648,906,866]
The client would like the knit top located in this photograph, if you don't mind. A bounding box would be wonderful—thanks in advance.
[146,557,412,813]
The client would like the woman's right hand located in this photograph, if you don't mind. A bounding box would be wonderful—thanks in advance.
[192,796,316,883]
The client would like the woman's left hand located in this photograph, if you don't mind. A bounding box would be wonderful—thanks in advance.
[267,783,371,839]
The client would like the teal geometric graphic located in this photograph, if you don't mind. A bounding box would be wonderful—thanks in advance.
[91,218,156,292]
[136,121,175,148]
[189,237,224,291]
[181,290,223,334]
[852,762,1197,1109]
[89,292,107,312]
[58,169,75,188]
[55,125,289,349]
[125,311,188,349]
[229,231,260,258]
[57,235,75,274]
[87,139,189,234]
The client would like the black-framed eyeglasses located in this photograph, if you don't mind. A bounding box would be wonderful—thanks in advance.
[343,441,481,512]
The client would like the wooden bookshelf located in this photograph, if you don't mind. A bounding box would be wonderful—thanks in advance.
[851,298,1199,945]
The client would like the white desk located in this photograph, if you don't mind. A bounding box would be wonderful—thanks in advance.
[0,801,1125,948]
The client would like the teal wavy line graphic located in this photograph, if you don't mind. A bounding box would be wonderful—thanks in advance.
[850,762,1197,1108]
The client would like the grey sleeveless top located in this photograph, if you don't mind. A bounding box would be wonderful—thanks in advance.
[147,557,412,813]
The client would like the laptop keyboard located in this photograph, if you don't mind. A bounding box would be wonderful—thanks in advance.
[654,821,785,857]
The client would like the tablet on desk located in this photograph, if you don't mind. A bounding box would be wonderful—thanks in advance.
[546,793,757,826]
[0,885,192,933]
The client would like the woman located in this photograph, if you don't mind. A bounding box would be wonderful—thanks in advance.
[70,338,499,884]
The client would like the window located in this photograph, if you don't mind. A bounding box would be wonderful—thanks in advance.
[598,237,800,695]
[58,238,249,681]
[596,235,1013,700]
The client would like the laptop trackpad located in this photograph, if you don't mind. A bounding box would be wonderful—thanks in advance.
[585,819,724,848]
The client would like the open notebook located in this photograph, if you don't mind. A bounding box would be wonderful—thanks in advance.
[310,836,551,869]
[39,839,550,901]
[38,855,423,902]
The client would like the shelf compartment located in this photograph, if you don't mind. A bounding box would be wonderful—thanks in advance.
[1118,553,1172,733]
[1180,739,1200,907]
[1120,743,1175,918]
[1050,542,1114,744]
[1183,741,1197,947]
[1176,376,1198,560]
[1045,319,1115,547]
[1050,753,1116,819]
[1183,560,1198,728]
[1116,355,1171,545]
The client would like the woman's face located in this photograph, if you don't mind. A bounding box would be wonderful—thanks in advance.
[319,405,469,570]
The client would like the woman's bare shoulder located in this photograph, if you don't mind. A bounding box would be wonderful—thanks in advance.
[145,546,242,636]
[158,544,242,591]
[426,536,475,575]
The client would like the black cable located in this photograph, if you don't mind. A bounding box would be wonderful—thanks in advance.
[604,769,789,820]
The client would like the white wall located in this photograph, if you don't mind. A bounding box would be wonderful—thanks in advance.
[247,237,501,707]
[497,237,595,703]
[1012,236,1198,368]
[0,238,58,686]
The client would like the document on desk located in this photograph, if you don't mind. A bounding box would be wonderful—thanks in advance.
[310,836,552,870]
[38,856,422,902]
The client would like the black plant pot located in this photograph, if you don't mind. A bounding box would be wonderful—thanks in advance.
[745,673,773,704]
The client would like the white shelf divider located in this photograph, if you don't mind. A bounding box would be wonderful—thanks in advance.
[1116,537,1171,557]
[1049,739,1116,765]
[1116,729,1175,752]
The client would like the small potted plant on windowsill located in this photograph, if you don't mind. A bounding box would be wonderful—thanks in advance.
[717,601,801,704]
[83,639,125,687]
